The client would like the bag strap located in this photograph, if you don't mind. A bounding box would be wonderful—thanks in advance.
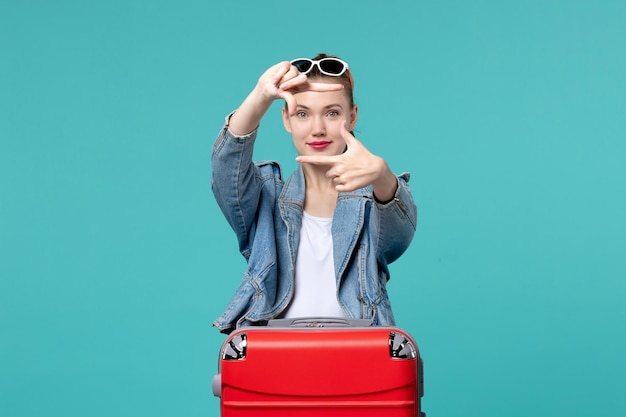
[267,317,374,328]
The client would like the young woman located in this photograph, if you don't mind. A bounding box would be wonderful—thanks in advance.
[211,54,417,333]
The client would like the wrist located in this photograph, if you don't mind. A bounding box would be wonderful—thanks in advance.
[252,83,277,106]
[228,86,274,136]
[372,161,398,203]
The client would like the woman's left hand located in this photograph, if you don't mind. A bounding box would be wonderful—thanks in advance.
[296,122,398,201]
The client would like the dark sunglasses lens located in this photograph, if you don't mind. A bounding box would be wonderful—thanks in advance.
[319,59,344,74]
[292,60,313,73]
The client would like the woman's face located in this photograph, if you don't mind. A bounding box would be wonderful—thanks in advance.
[282,83,358,157]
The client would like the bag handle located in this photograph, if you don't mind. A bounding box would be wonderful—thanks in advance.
[267,317,374,328]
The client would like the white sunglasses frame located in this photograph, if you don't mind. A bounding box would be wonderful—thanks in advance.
[290,58,350,77]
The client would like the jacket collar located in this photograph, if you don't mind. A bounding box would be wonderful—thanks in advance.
[279,164,374,205]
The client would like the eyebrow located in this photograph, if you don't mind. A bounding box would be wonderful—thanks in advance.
[296,104,344,110]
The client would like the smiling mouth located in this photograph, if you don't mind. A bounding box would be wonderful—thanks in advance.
[308,141,331,150]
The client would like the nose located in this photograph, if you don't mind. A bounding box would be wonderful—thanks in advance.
[311,116,326,137]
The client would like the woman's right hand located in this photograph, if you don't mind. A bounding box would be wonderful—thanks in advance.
[257,61,343,116]
[227,61,343,136]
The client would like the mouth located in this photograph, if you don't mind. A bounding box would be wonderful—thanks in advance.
[307,141,332,150]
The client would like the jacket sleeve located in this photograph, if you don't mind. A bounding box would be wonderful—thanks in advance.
[211,116,262,259]
[375,172,418,265]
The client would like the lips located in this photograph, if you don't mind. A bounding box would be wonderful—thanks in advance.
[308,141,331,150]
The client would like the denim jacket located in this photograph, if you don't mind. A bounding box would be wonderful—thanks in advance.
[211,117,417,334]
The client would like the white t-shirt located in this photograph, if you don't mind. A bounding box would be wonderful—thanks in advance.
[282,211,345,318]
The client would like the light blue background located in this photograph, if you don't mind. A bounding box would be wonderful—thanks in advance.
[2,1,625,416]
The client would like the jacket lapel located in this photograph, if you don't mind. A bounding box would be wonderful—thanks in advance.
[332,189,370,281]
[279,166,372,284]
[278,167,306,269]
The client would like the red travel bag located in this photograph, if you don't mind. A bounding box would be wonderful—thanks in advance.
[212,317,425,417]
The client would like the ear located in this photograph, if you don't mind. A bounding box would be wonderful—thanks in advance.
[281,106,292,134]
[348,104,359,131]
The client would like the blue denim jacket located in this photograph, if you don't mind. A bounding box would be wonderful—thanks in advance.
[211,117,417,333]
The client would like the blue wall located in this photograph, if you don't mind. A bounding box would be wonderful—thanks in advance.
[1,1,625,416]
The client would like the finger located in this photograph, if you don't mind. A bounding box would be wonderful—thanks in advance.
[307,82,344,92]
[334,180,359,193]
[279,91,297,116]
[340,120,359,147]
[335,183,349,192]
[296,154,341,165]
[325,164,342,179]
[270,61,292,86]
[278,72,308,91]
[280,79,343,93]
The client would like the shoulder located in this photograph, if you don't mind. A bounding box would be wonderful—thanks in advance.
[255,160,284,182]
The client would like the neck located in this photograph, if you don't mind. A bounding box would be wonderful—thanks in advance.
[301,164,338,217]
[301,163,335,191]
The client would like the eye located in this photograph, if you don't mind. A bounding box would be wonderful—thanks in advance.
[296,111,307,118]
[327,110,339,117]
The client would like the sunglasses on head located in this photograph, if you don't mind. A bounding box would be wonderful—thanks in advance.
[290,57,350,77]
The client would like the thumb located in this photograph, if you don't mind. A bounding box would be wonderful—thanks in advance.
[341,120,359,148]
[279,90,297,115]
